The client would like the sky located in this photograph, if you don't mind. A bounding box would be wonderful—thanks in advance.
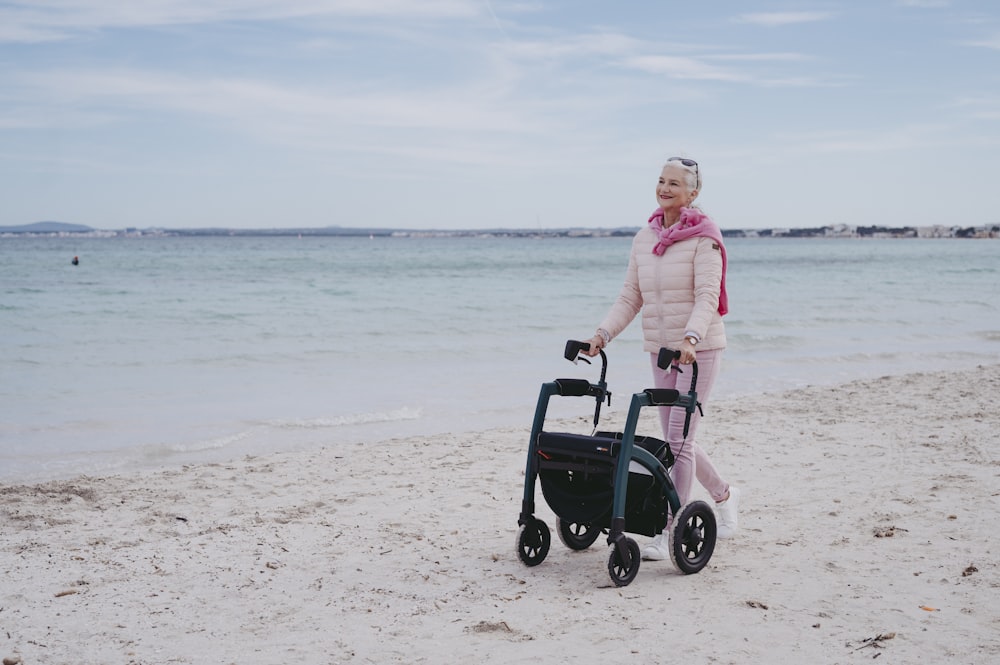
[1,0,999,231]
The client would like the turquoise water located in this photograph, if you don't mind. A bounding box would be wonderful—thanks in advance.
[2,235,998,481]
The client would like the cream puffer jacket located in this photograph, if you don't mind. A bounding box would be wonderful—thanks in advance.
[598,226,727,352]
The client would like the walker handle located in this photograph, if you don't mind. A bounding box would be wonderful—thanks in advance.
[657,347,699,391]
[657,347,680,369]
[564,339,610,427]
[564,339,590,361]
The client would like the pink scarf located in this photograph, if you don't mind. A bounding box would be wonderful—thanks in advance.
[649,207,729,316]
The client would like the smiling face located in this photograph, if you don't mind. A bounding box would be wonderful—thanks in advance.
[656,164,699,216]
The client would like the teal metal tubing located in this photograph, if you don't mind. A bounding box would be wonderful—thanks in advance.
[521,382,560,513]
[609,392,681,526]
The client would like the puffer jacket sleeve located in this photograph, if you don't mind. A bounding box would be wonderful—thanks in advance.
[685,236,724,338]
[596,233,643,341]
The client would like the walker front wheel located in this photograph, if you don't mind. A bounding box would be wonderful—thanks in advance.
[516,518,551,567]
[669,500,716,574]
[607,537,641,587]
[556,518,602,551]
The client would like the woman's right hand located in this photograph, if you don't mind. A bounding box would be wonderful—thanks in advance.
[582,334,605,357]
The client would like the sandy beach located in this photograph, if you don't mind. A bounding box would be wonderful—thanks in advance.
[2,364,999,664]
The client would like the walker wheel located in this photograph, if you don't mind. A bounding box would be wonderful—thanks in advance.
[556,518,602,551]
[607,537,641,587]
[516,518,551,567]
[669,500,717,574]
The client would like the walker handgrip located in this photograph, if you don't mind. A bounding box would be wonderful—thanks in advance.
[657,347,680,370]
[564,339,590,361]
[644,388,680,406]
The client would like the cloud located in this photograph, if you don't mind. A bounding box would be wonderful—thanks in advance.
[0,0,481,43]
[21,66,535,134]
[503,31,641,60]
[5,64,588,174]
[894,0,951,7]
[735,12,835,27]
[707,53,810,62]
[950,95,1000,121]
[621,55,746,82]
[505,27,830,88]
[773,122,957,154]
[964,34,1000,50]
[618,52,833,88]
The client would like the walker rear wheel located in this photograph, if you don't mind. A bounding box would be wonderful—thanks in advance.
[516,518,551,567]
[669,500,716,574]
[556,518,602,551]
[607,537,641,586]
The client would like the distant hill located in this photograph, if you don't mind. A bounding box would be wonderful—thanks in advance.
[1,220,996,239]
[0,221,94,233]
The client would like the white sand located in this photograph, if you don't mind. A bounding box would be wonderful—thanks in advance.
[2,365,999,664]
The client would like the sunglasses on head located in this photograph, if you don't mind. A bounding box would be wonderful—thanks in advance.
[667,156,700,187]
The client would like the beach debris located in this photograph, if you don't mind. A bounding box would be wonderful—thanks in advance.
[919,605,939,612]
[745,600,769,610]
[465,620,535,642]
[54,589,78,598]
[468,620,512,634]
[853,632,896,651]
[962,564,978,577]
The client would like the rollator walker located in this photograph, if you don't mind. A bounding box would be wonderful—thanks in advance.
[516,340,717,586]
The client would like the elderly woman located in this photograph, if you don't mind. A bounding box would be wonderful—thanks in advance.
[584,156,740,560]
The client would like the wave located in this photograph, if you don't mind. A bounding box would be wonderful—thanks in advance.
[127,429,256,458]
[261,407,423,430]
[133,407,423,459]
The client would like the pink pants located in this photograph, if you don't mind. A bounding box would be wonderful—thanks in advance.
[649,348,729,507]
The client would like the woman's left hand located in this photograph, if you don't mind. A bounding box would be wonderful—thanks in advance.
[679,339,697,365]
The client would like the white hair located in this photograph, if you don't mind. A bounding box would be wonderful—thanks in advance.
[663,157,701,191]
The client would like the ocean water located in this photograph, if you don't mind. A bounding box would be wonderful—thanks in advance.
[2,235,998,482]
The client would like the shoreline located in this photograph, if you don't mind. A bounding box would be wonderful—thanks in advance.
[2,364,999,663]
[4,352,999,487]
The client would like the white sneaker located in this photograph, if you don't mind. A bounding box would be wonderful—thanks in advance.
[641,532,670,560]
[716,486,741,539]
